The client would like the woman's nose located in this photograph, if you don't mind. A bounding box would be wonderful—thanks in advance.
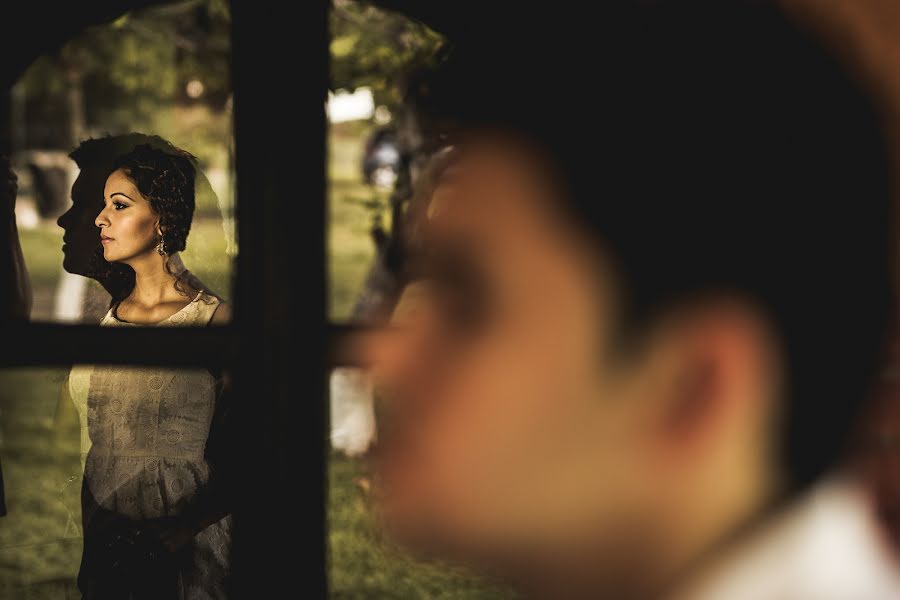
[94,205,109,229]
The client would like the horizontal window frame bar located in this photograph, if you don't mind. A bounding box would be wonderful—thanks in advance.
[0,322,374,369]
[0,321,239,368]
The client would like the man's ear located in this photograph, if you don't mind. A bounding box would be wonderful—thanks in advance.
[640,298,778,460]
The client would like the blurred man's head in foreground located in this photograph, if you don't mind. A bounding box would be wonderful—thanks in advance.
[368,1,895,595]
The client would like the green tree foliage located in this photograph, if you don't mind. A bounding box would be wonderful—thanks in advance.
[19,0,231,160]
[330,0,443,112]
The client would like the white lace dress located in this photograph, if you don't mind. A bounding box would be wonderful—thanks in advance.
[68,290,231,599]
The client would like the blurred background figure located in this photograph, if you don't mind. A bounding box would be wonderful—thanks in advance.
[361,126,401,191]
[330,367,377,458]
[0,153,26,521]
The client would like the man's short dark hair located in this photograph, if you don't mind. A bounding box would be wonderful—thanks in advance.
[410,0,895,491]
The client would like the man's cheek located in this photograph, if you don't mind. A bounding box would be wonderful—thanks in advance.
[427,379,546,496]
[422,422,521,529]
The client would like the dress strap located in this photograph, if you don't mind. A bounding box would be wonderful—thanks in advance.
[192,290,223,327]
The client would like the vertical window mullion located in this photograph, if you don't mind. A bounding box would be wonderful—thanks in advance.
[229,0,329,596]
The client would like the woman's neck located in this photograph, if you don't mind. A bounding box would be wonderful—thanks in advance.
[126,251,189,306]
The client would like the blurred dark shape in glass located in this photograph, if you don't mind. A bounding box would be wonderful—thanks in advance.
[362,127,401,190]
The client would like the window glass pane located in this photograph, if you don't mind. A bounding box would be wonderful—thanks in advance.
[327,1,441,322]
[6,0,234,324]
[1,360,234,598]
[0,367,80,598]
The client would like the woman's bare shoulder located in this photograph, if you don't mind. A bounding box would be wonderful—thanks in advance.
[210,300,231,325]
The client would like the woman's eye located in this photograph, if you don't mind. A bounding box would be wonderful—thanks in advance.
[113,202,127,210]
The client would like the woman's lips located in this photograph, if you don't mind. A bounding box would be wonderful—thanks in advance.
[101,236,113,245]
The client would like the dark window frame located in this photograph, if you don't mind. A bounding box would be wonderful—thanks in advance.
[0,0,343,595]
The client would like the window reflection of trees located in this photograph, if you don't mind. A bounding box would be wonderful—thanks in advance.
[11,0,234,323]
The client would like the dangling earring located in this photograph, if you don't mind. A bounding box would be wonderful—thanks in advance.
[157,237,166,256]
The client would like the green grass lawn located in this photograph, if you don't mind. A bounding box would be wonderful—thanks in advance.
[328,453,512,599]
[328,129,391,321]
[0,126,512,598]
[0,367,82,599]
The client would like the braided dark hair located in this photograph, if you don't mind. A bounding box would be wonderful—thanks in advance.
[94,143,198,306]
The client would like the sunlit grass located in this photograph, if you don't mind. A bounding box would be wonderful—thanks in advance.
[328,453,514,599]
[0,367,81,599]
[328,130,389,321]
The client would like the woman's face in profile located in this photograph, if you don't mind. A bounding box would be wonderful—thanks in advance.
[95,169,160,264]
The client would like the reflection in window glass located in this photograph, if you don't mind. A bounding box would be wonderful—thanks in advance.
[9,0,234,324]
[0,359,234,598]
[0,367,82,598]
[327,1,441,322]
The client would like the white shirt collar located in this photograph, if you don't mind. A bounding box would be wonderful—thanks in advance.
[671,473,900,600]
